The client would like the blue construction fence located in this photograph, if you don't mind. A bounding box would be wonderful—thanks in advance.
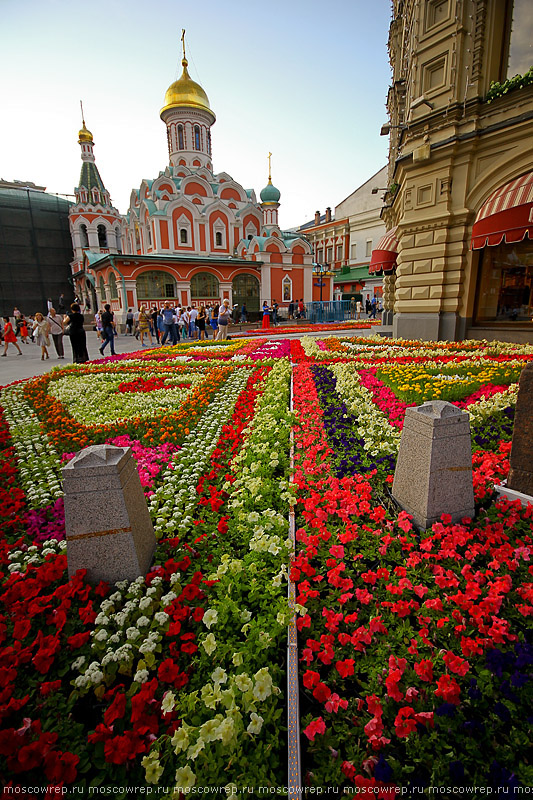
[300,300,353,324]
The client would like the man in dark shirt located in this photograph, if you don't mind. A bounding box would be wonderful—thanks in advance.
[151,307,160,343]
[99,304,116,356]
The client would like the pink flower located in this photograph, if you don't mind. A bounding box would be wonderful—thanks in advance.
[303,716,326,742]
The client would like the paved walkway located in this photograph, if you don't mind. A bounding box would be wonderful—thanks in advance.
[0,325,393,387]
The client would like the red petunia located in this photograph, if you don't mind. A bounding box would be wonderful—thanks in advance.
[443,651,470,676]
[435,674,461,705]
[335,659,355,678]
[394,707,417,738]
[43,750,79,784]
[303,716,326,741]
[40,680,62,697]
[313,682,331,703]
[67,631,91,649]
[414,659,433,683]
[104,692,126,726]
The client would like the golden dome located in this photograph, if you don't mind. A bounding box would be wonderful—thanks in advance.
[78,123,93,144]
[160,58,215,120]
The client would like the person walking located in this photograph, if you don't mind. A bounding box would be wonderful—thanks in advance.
[262,301,271,330]
[63,303,89,363]
[32,313,51,360]
[58,293,66,314]
[210,304,219,338]
[216,299,231,340]
[188,306,198,339]
[138,305,152,347]
[179,307,189,340]
[19,316,30,344]
[196,306,207,341]
[288,300,294,320]
[47,308,65,358]
[161,303,176,346]
[99,304,116,356]
[356,299,362,320]
[272,300,279,326]
[370,297,377,319]
[151,307,160,343]
[298,299,305,319]
[241,303,247,323]
[350,297,356,319]
[1,317,22,357]
[94,309,104,341]
[125,308,134,335]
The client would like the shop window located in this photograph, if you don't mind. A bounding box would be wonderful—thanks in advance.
[507,0,531,77]
[474,239,533,325]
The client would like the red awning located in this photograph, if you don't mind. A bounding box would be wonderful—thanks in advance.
[369,227,399,274]
[471,172,533,250]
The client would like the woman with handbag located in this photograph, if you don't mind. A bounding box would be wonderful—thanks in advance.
[63,303,89,363]
[47,308,65,358]
[32,313,51,360]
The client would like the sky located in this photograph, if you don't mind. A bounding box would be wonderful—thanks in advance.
[1,0,392,230]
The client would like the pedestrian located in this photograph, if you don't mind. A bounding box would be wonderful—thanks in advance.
[138,305,152,347]
[19,316,30,344]
[151,307,160,343]
[133,308,140,339]
[272,300,279,326]
[210,304,219,337]
[231,304,240,324]
[125,308,134,335]
[366,296,372,316]
[356,299,362,320]
[58,293,66,313]
[350,297,356,319]
[32,312,51,360]
[179,307,189,340]
[99,304,116,356]
[370,297,377,319]
[262,301,271,330]
[189,306,198,339]
[160,302,176,346]
[288,300,294,320]
[1,317,23,357]
[298,299,305,319]
[196,306,207,340]
[47,298,53,313]
[216,299,231,340]
[95,309,103,340]
[47,308,65,358]
[241,303,247,323]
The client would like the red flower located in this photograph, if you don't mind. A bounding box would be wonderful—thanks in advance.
[43,750,79,784]
[414,659,433,683]
[394,707,417,738]
[303,716,326,741]
[103,731,145,764]
[435,674,461,705]
[313,682,332,703]
[443,651,470,676]
[303,670,320,690]
[40,680,62,697]
[336,659,355,678]
[67,631,91,649]
[104,692,126,726]
[158,658,180,684]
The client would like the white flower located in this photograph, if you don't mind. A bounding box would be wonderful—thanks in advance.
[137,616,150,627]
[211,667,228,685]
[247,712,264,735]
[253,668,273,701]
[126,627,140,641]
[241,610,252,623]
[216,717,236,746]
[187,739,205,760]
[134,669,149,683]
[232,652,243,667]
[161,691,176,715]
[171,727,189,753]
[202,633,217,656]
[139,597,152,611]
[235,673,253,693]
[154,611,169,626]
[71,656,86,671]
[174,765,196,790]
[202,608,218,629]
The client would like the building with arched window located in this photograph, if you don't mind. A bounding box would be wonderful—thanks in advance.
[377,0,533,342]
[70,40,314,323]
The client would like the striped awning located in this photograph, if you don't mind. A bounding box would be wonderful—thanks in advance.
[471,172,533,250]
[369,227,399,274]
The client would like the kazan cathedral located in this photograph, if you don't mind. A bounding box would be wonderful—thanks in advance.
[69,43,315,323]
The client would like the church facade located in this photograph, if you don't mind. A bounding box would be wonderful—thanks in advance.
[69,48,314,322]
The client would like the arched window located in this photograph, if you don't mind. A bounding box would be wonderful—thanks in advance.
[282,275,292,302]
[136,270,176,299]
[180,228,188,244]
[207,130,212,156]
[97,225,108,248]
[146,223,152,248]
[108,272,119,300]
[194,126,201,151]
[80,224,89,248]
[232,273,260,312]
[115,227,122,253]
[191,272,219,299]
[178,124,184,150]
[99,275,106,302]
[215,231,223,247]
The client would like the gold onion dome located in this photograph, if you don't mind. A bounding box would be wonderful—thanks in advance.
[78,122,93,143]
[160,58,215,119]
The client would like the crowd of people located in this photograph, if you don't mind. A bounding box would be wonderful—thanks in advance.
[0,302,88,362]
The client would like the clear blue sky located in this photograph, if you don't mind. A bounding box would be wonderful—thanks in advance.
[1,0,392,229]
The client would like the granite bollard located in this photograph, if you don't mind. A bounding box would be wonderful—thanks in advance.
[392,400,475,530]
[507,361,533,496]
[62,444,156,584]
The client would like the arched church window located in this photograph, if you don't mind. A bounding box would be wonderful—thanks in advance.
[80,224,89,248]
[99,276,106,302]
[108,272,119,300]
[191,272,220,299]
[180,228,188,244]
[194,126,201,151]
[97,225,108,248]
[136,270,176,299]
[146,223,152,248]
[215,231,223,247]
[178,125,184,150]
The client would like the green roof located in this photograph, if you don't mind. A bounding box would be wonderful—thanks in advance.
[76,161,106,194]
[334,265,370,283]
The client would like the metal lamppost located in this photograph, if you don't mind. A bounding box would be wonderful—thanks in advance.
[313,263,329,322]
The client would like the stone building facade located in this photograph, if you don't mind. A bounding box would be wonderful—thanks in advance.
[381,0,533,342]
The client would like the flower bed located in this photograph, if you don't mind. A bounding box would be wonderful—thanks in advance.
[0,335,532,793]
